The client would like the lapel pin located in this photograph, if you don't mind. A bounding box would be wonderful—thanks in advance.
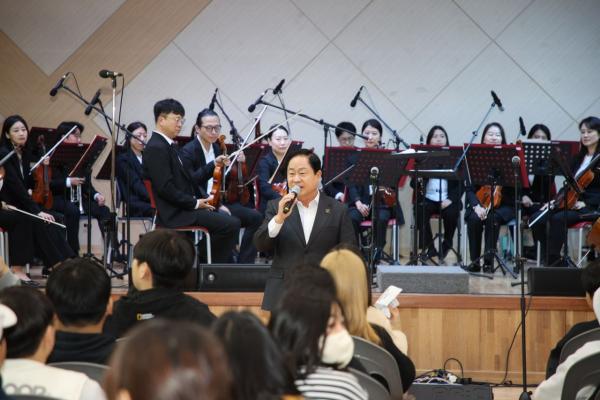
[325,208,331,214]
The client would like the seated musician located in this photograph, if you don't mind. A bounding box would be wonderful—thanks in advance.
[347,119,403,263]
[522,124,555,259]
[143,98,240,264]
[116,121,154,217]
[50,121,111,255]
[324,121,356,202]
[413,126,462,260]
[0,115,74,282]
[532,116,600,267]
[256,125,290,214]
[465,122,515,272]
[181,108,262,264]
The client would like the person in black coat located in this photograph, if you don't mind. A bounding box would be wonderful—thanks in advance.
[0,115,74,282]
[254,149,357,310]
[465,122,515,272]
[256,126,290,214]
[532,116,600,267]
[104,229,216,338]
[412,126,462,260]
[181,109,262,264]
[323,121,356,202]
[116,121,153,217]
[142,99,240,263]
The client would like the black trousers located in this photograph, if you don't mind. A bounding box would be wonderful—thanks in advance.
[0,210,34,265]
[54,196,111,254]
[348,207,392,249]
[466,205,514,263]
[226,202,262,264]
[415,198,460,250]
[192,208,241,263]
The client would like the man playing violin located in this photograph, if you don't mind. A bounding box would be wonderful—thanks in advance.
[181,108,262,264]
[143,99,240,264]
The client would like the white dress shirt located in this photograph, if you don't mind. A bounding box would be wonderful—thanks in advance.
[425,178,448,202]
[268,191,320,244]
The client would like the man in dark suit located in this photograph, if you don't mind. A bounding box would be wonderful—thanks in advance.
[254,149,356,310]
[143,99,240,263]
[180,108,262,264]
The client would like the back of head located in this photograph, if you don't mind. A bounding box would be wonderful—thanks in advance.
[0,287,54,358]
[213,311,297,399]
[582,260,600,299]
[154,98,185,122]
[321,248,380,344]
[105,319,231,400]
[133,230,195,289]
[46,258,111,328]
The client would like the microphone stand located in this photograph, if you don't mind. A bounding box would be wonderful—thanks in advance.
[369,172,379,286]
[354,96,409,150]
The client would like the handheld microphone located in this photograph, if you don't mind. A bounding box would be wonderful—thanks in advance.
[209,88,218,111]
[49,73,68,97]
[283,185,300,214]
[519,117,526,137]
[370,166,379,184]
[99,69,123,79]
[84,89,102,116]
[248,90,267,113]
[350,86,364,108]
[491,90,504,112]
[273,79,285,95]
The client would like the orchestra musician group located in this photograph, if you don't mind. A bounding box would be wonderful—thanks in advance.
[1,95,599,287]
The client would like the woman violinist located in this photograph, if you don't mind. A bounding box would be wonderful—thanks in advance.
[532,116,600,267]
[465,122,515,272]
[347,119,402,263]
[256,125,291,214]
[0,115,74,282]
[414,126,462,260]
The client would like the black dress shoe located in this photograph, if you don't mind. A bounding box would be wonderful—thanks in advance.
[467,263,481,272]
[426,246,438,259]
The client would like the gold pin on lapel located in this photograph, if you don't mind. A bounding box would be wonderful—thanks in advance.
[325,208,331,214]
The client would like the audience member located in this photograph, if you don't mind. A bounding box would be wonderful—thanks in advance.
[0,287,105,399]
[269,264,368,400]
[0,259,19,290]
[104,319,231,400]
[213,311,299,400]
[104,229,215,338]
[321,247,415,392]
[0,303,17,400]
[533,287,600,399]
[545,260,600,377]
[46,257,115,364]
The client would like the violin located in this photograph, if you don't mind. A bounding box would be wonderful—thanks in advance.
[226,133,251,206]
[378,187,397,207]
[272,181,288,196]
[31,136,53,209]
[476,185,502,212]
[208,135,227,207]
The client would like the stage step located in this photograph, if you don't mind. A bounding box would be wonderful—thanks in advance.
[377,265,469,294]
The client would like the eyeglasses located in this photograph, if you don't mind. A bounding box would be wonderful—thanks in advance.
[164,115,185,125]
[202,125,222,133]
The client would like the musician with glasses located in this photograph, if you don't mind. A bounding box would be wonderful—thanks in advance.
[324,122,356,202]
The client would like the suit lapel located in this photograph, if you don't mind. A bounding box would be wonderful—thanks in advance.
[306,194,331,248]
[289,206,306,246]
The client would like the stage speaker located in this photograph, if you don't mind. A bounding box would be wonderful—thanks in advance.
[198,263,270,291]
[527,267,585,297]
[408,383,492,399]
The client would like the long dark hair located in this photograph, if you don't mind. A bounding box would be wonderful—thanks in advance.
[426,125,450,145]
[481,122,506,144]
[527,124,551,140]
[575,116,600,164]
[1,115,29,149]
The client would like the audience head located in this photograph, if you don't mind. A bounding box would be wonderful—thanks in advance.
[335,121,356,146]
[132,230,195,290]
[153,98,185,139]
[126,121,147,153]
[57,121,84,144]
[213,311,297,400]
[321,248,381,345]
[581,259,600,307]
[0,287,54,360]
[104,319,231,400]
[1,115,29,149]
[362,119,383,148]
[481,122,506,145]
[426,125,450,146]
[270,263,353,375]
[46,258,111,330]
[527,124,551,140]
[0,304,17,366]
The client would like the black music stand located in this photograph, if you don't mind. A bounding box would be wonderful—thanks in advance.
[465,144,527,278]
[69,136,111,268]
[410,145,466,266]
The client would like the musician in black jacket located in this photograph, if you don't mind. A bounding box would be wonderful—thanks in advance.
[143,99,240,264]
[324,121,356,202]
[532,116,600,267]
[465,122,515,272]
[116,121,153,217]
[413,126,462,260]
[0,115,74,282]
[256,126,290,214]
[181,109,262,264]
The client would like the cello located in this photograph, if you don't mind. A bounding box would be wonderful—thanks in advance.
[31,135,53,209]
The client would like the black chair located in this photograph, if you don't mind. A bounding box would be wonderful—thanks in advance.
[348,367,390,400]
[559,327,600,364]
[561,351,600,400]
[48,361,108,384]
[352,335,403,397]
